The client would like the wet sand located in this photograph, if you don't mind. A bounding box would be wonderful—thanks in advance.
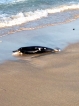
[0,42,79,106]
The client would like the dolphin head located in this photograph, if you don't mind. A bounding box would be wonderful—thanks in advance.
[12,50,23,56]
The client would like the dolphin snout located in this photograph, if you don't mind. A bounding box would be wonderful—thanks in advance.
[13,50,18,52]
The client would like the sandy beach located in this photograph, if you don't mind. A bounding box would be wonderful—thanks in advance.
[0,43,79,106]
[0,18,79,106]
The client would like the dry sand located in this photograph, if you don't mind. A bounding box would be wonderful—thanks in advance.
[0,42,79,106]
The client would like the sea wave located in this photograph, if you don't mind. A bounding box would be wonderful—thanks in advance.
[0,4,79,28]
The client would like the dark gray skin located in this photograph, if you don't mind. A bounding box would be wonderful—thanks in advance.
[13,46,60,54]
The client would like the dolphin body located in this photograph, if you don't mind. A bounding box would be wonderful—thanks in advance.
[12,46,60,56]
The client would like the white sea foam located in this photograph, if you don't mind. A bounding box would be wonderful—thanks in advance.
[0,4,79,28]
[0,10,48,28]
[47,4,79,13]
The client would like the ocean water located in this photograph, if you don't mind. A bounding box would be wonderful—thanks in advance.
[0,0,79,34]
[0,0,79,62]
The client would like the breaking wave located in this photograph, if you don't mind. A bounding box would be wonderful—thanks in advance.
[0,4,79,28]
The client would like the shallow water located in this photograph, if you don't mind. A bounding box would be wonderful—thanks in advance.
[0,19,79,63]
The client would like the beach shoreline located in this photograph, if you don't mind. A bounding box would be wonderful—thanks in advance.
[1,18,79,63]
